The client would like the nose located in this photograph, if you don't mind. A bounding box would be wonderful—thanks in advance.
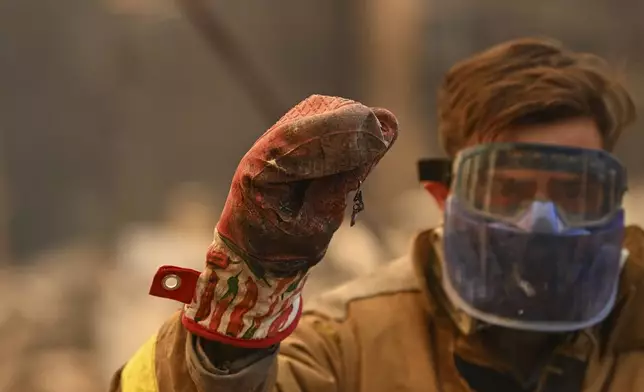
[533,177,550,201]
[515,201,564,233]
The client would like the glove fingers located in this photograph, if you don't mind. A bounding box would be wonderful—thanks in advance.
[216,95,399,267]
[299,167,365,220]
[246,99,399,185]
[218,167,363,267]
[371,107,399,147]
[274,108,398,222]
[246,170,356,229]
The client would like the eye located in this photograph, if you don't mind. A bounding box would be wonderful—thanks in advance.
[563,182,582,198]
[549,179,583,199]
[498,178,517,197]
[493,178,536,199]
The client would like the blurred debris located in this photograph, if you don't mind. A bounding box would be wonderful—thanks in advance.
[95,183,219,382]
[0,243,105,392]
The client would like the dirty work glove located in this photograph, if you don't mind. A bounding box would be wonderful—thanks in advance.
[149,95,398,348]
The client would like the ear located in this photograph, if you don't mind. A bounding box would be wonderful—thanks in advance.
[423,182,449,211]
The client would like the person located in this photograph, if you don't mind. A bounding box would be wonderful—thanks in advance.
[109,38,644,392]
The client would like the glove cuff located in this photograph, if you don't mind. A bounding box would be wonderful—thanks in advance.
[181,231,308,348]
[181,301,302,348]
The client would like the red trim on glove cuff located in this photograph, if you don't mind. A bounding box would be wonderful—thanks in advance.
[181,308,302,349]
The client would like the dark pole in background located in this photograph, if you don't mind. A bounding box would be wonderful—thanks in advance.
[175,0,287,124]
[0,149,9,264]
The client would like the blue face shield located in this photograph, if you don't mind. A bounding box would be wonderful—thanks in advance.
[442,143,628,332]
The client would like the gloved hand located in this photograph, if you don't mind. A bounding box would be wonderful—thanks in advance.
[149,95,399,348]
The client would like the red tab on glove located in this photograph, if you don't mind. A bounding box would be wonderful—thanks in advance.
[149,265,201,304]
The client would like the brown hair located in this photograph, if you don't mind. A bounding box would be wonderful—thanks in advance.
[438,37,636,156]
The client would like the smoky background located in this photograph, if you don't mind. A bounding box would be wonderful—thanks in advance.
[0,0,642,390]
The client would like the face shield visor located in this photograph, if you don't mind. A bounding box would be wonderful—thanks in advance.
[442,143,628,332]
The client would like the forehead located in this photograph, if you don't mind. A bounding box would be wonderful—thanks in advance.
[492,168,577,180]
[496,117,603,150]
